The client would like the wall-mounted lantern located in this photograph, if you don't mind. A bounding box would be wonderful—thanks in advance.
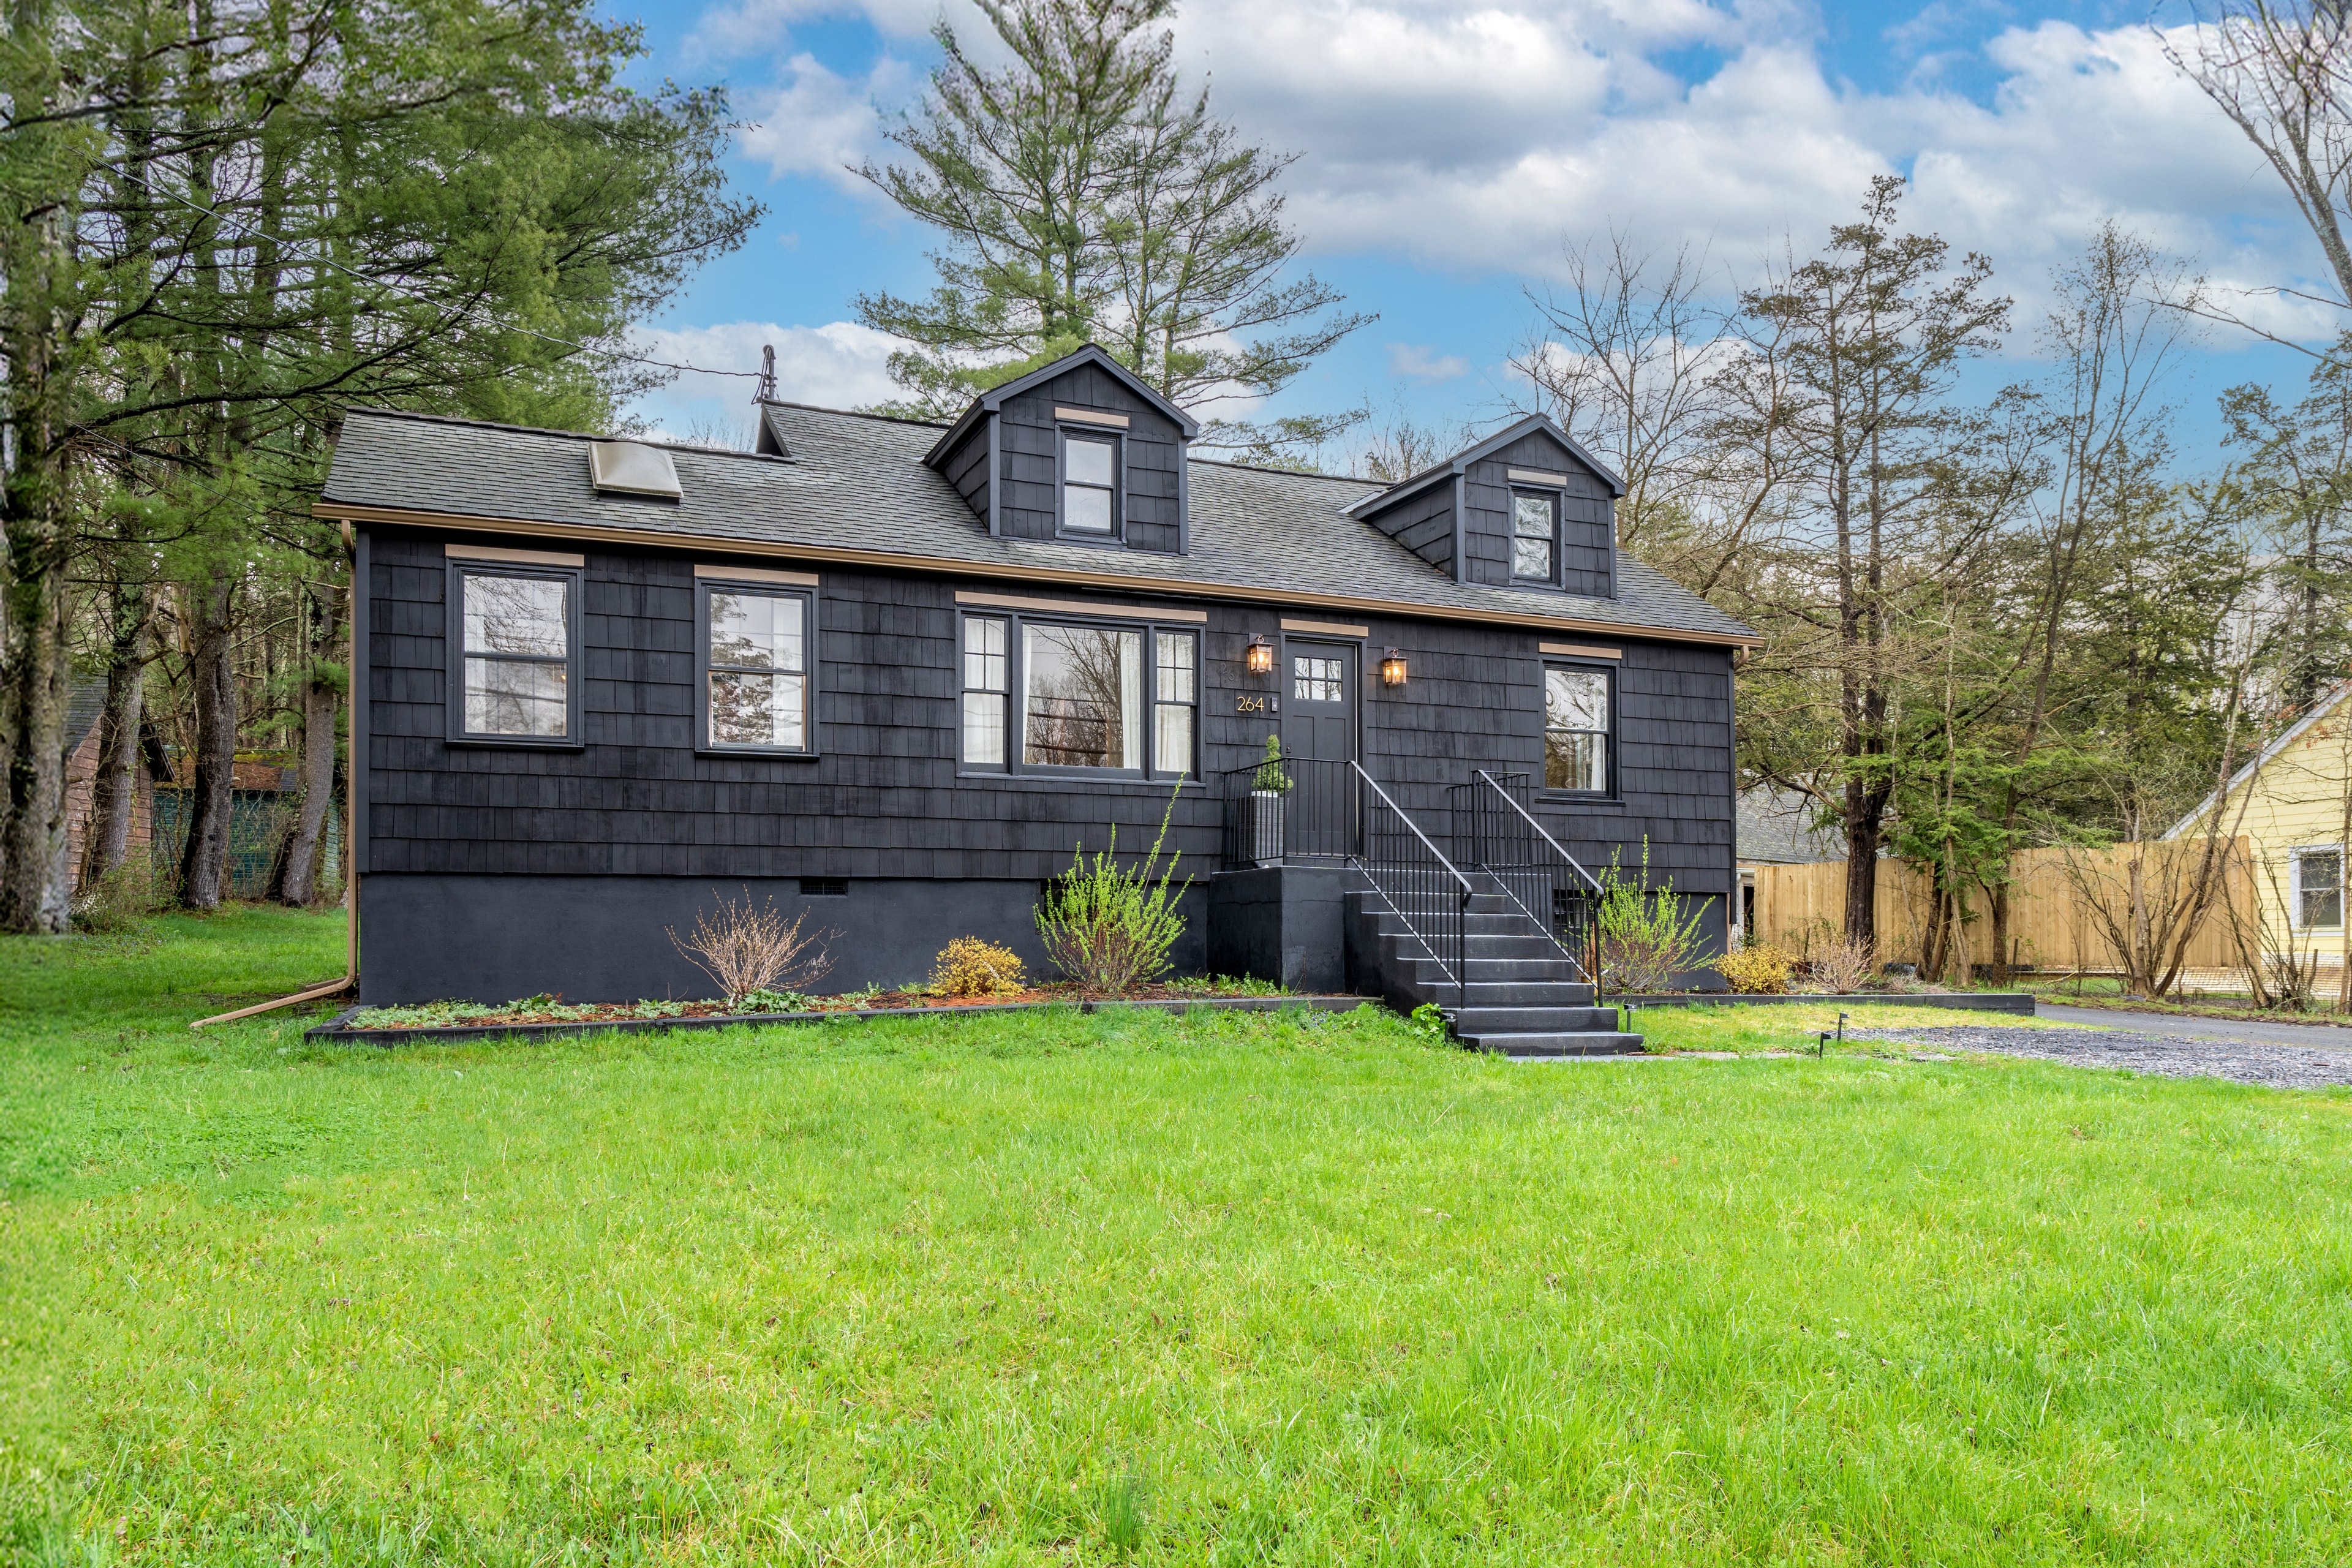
[1245,635,1275,676]
[1380,648,1409,687]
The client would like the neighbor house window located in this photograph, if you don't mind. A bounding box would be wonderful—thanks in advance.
[962,615,1009,767]
[453,565,577,740]
[1154,630,1197,776]
[1512,490,1559,583]
[1544,666,1610,793]
[2297,848,2343,928]
[1061,431,1120,537]
[1024,622,1142,768]
[702,584,809,752]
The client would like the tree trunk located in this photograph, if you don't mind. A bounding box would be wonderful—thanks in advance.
[179,575,239,910]
[0,582,71,932]
[1986,883,2011,986]
[273,580,340,906]
[88,577,152,886]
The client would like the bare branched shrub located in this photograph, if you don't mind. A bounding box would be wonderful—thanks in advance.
[668,890,835,1009]
[1803,931,1879,995]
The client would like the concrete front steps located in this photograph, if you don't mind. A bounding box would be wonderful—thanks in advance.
[1344,889,1643,1058]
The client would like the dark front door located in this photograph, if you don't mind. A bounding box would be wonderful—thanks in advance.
[1282,641,1357,858]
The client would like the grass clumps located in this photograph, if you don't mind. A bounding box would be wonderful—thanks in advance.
[930,936,1028,998]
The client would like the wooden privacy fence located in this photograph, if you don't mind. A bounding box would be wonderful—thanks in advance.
[1749,841,2253,973]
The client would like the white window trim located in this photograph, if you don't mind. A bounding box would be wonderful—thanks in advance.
[2290,842,2346,930]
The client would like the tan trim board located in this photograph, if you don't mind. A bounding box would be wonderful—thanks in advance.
[323,503,1761,647]
[1054,407,1131,428]
[696,562,819,586]
[1507,467,1570,486]
[956,589,1207,622]
[443,541,584,567]
[1540,641,1623,659]
[1282,617,1370,638]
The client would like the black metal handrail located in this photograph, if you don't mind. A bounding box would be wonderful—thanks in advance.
[1219,756,1356,865]
[1352,761,1473,1009]
[1450,768,1604,984]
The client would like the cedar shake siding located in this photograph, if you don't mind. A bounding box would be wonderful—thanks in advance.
[324,347,1751,1003]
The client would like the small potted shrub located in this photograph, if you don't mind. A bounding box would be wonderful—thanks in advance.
[1250,734,1291,864]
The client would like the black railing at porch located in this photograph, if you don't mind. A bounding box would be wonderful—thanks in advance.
[1450,769,1604,985]
[1218,756,1357,865]
[1355,763,1472,1009]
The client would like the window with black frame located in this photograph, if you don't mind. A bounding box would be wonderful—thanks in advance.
[960,612,1196,775]
[1060,431,1120,537]
[703,585,809,752]
[454,567,574,739]
[1544,666,1610,793]
[962,615,1009,767]
[1512,489,1559,583]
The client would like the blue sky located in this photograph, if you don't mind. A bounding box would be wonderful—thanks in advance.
[610,0,2332,466]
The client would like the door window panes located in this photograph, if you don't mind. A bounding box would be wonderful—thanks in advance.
[706,590,806,749]
[1023,623,1142,768]
[1294,656,1343,702]
[1544,667,1609,792]
[1513,492,1558,582]
[962,616,1009,766]
[2300,849,2343,927]
[462,573,570,737]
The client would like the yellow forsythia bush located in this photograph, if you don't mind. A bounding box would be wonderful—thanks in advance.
[931,936,1028,997]
[1714,942,1795,995]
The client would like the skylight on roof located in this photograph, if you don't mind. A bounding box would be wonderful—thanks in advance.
[588,441,682,499]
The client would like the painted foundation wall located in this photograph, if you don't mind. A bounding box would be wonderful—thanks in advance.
[359,873,1208,1004]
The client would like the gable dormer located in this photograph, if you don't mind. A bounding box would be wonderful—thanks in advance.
[1346,416,1624,598]
[922,345,1198,556]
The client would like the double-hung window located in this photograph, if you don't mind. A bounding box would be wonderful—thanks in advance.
[1544,665,1611,794]
[701,579,812,753]
[2297,847,2343,928]
[448,559,581,743]
[1512,489,1560,584]
[959,611,1196,777]
[1060,430,1120,538]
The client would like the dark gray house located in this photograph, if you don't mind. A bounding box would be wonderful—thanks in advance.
[320,346,1756,1051]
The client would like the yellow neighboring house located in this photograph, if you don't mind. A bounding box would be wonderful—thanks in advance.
[2164,678,2352,975]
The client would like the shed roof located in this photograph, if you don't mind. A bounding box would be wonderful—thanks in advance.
[318,402,1757,646]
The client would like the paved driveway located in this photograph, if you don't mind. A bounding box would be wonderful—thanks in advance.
[2035,1005,2352,1050]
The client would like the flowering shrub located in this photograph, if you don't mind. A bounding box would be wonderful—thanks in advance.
[1714,943,1794,994]
[931,936,1028,997]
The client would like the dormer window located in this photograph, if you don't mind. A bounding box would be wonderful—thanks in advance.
[1512,490,1559,584]
[1060,431,1120,538]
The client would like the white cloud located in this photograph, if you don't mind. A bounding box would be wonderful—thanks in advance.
[630,321,903,441]
[736,52,914,192]
[1387,343,1470,382]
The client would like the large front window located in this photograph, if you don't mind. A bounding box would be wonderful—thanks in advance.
[459,570,571,738]
[1024,624,1142,767]
[959,611,1195,775]
[1544,666,1609,793]
[704,587,808,750]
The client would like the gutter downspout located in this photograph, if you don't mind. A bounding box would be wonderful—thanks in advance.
[190,526,360,1029]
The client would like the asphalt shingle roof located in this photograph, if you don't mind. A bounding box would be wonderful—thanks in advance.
[321,402,1757,644]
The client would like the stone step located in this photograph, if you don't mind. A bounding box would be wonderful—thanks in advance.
[1457,1031,1647,1058]
[1360,910,1544,937]
[1384,952,1585,985]
[1451,1005,1621,1034]
[1375,932,1577,965]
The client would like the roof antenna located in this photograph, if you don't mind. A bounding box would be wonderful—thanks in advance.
[752,343,776,404]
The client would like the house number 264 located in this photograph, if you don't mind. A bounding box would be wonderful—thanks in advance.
[1235,695,1276,714]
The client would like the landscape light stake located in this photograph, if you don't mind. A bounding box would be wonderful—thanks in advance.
[1817,1030,1830,1058]
[1838,1011,1849,1047]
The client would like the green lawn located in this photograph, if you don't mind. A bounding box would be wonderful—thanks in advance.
[7,911,2352,1564]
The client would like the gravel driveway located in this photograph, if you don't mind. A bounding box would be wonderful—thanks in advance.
[1846,1023,2352,1091]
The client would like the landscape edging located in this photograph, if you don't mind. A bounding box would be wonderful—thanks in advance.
[304,993,1377,1047]
[1606,991,2037,1016]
